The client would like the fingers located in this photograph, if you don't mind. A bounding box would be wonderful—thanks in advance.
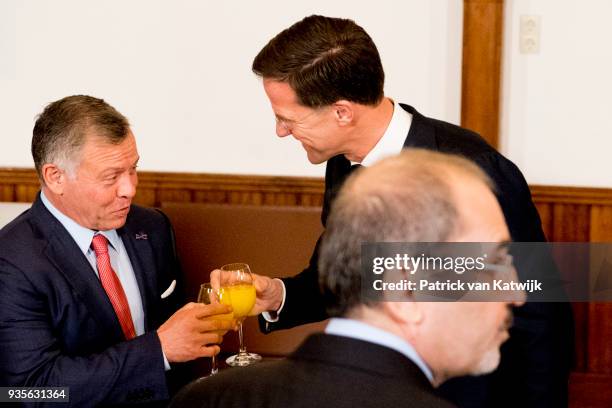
[190,333,226,360]
[195,331,223,345]
[170,303,234,328]
[212,268,248,287]
[252,273,271,293]
[209,269,221,289]
[159,303,235,363]
[198,345,221,358]
[192,302,233,318]
[182,301,198,310]
[195,317,234,334]
[251,276,283,314]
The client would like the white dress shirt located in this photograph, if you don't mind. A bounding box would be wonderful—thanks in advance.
[361,99,413,166]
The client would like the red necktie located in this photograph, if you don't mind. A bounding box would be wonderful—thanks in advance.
[91,234,136,340]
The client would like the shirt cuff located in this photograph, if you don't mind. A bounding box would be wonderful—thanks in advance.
[162,350,171,371]
[261,278,286,323]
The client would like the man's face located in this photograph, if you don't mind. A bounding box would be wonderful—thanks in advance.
[262,79,346,164]
[424,298,513,378]
[58,130,139,231]
[420,175,522,378]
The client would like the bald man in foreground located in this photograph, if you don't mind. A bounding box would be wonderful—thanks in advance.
[171,149,525,408]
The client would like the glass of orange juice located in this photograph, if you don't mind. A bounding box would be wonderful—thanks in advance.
[197,283,233,376]
[219,263,262,367]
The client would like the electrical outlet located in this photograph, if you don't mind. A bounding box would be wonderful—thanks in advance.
[519,15,541,54]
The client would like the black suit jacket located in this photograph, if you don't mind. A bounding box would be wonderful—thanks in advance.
[261,105,574,407]
[171,333,456,408]
[0,194,186,406]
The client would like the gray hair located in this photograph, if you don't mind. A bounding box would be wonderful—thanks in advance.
[318,149,494,316]
[32,95,130,180]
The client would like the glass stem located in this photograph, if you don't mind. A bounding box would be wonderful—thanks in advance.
[238,322,246,354]
[210,354,218,375]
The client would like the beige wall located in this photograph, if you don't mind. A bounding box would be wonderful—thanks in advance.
[501,0,612,188]
[0,0,463,177]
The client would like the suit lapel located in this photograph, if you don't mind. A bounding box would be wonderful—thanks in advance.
[118,215,157,332]
[322,155,356,225]
[30,197,125,342]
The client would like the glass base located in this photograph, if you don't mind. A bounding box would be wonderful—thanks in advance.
[195,367,218,381]
[226,351,262,367]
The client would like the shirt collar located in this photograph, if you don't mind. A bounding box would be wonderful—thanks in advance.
[359,99,413,167]
[325,317,433,382]
[40,190,120,254]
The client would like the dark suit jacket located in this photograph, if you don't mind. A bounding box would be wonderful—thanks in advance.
[0,194,185,406]
[171,333,456,408]
[261,105,574,407]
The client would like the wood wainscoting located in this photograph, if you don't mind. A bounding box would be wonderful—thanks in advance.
[0,168,325,208]
[1,168,611,406]
[531,185,612,407]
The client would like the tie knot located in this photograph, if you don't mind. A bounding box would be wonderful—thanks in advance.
[91,234,109,256]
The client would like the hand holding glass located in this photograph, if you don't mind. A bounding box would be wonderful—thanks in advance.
[219,263,262,367]
[197,283,233,376]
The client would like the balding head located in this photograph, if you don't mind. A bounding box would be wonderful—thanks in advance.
[318,149,520,386]
[319,149,495,316]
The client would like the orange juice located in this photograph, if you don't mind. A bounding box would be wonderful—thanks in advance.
[219,284,256,318]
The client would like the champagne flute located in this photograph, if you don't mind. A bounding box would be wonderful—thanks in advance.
[197,283,232,376]
[219,263,262,367]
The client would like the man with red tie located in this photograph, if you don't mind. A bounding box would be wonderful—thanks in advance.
[0,95,233,406]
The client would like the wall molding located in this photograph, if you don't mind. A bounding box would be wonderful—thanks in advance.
[3,167,612,208]
[461,0,505,148]
[531,185,612,206]
[0,168,325,207]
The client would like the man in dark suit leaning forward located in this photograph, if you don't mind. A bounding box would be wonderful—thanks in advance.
[244,15,573,408]
[173,149,525,408]
[0,95,233,406]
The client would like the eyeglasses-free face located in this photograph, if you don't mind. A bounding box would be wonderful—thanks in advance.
[263,79,347,165]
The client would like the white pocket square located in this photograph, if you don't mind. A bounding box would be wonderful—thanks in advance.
[161,280,176,299]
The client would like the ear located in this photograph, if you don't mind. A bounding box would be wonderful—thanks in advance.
[382,301,423,326]
[41,163,66,195]
[332,100,354,126]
